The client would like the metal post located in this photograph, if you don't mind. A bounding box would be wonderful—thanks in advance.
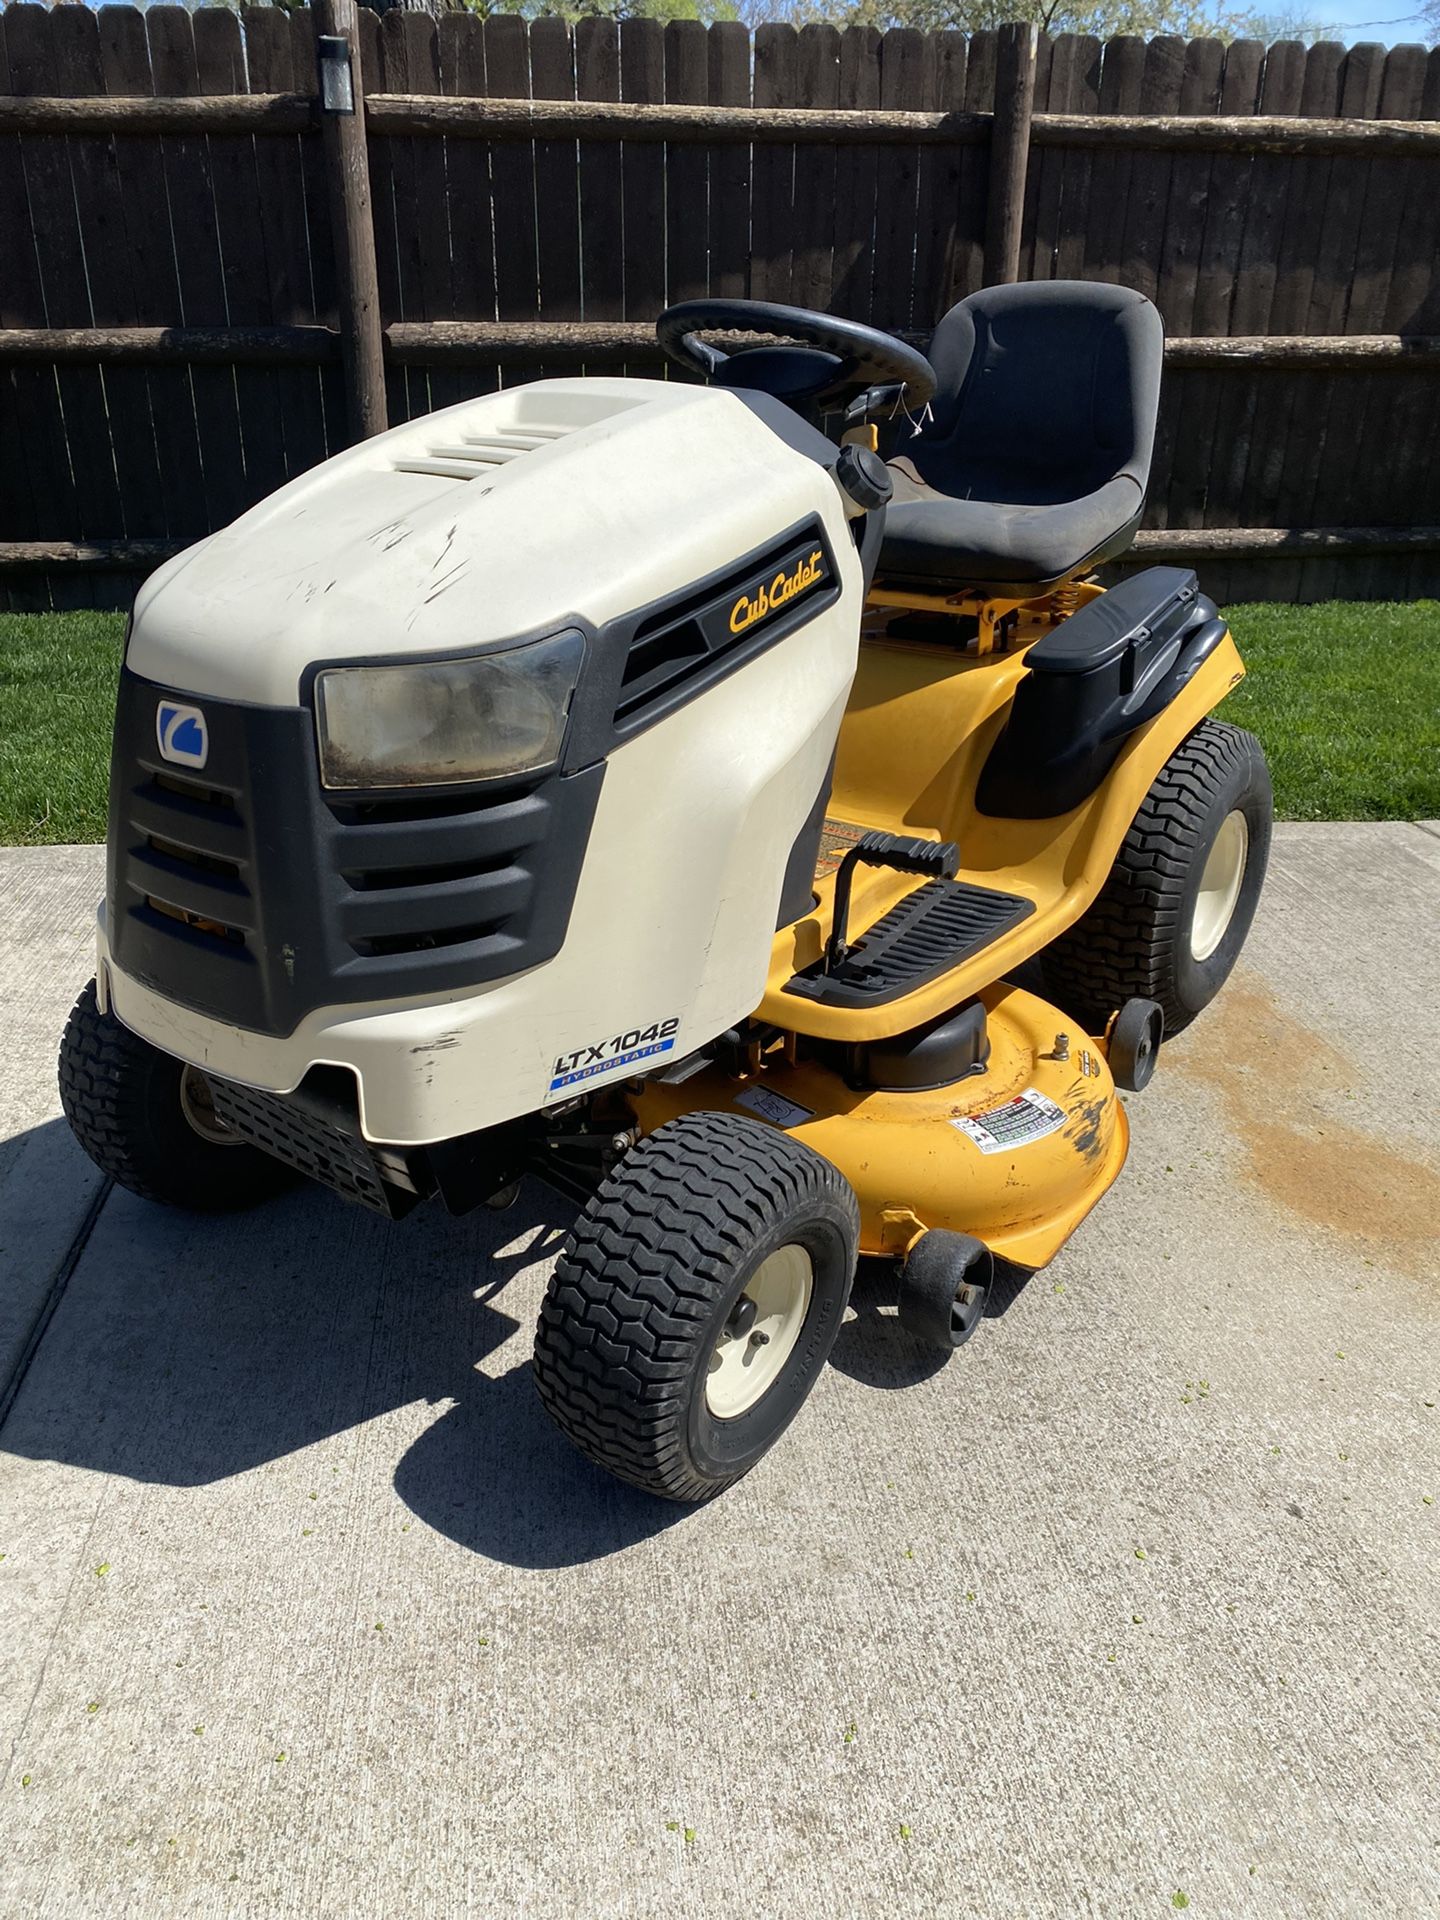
[314,0,387,439]
[983,21,1038,288]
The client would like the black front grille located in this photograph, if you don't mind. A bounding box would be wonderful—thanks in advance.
[107,668,604,1037]
[204,1073,417,1218]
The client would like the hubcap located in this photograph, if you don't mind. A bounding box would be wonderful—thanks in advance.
[179,1066,241,1146]
[705,1245,813,1421]
[1190,810,1249,962]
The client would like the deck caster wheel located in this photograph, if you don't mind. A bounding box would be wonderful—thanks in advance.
[897,1230,994,1350]
[1108,998,1164,1092]
[533,1111,859,1503]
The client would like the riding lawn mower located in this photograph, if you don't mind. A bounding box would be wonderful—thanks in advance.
[58,280,1272,1503]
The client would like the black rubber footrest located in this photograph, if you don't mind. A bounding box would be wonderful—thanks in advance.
[785,878,1035,1008]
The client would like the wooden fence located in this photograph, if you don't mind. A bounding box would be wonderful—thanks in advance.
[3,4,1440,610]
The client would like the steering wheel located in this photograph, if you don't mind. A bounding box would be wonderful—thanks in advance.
[655,298,936,416]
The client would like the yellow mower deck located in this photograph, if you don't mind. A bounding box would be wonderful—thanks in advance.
[632,979,1130,1271]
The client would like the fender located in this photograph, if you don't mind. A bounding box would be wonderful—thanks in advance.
[974,567,1230,819]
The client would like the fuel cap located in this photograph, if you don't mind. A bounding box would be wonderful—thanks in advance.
[834,442,893,512]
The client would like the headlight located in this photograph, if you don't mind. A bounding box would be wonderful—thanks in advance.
[314,631,585,790]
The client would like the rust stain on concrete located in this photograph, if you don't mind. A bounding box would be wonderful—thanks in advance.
[1170,973,1440,1279]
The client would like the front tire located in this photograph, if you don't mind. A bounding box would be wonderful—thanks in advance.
[58,978,298,1210]
[1041,719,1272,1037]
[533,1111,859,1503]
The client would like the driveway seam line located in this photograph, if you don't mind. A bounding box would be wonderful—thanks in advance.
[0,1175,113,1432]
[1412,820,1440,841]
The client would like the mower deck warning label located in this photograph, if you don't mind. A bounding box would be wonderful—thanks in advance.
[951,1088,1067,1154]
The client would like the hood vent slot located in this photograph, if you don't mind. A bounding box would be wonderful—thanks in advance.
[394,425,574,481]
[613,519,837,733]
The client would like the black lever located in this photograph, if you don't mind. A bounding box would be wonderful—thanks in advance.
[825,831,960,975]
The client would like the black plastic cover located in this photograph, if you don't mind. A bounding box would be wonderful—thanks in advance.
[853,997,989,1091]
[976,567,1230,820]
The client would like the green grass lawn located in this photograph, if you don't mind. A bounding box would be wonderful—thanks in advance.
[1,612,125,845]
[1222,601,1439,823]
[1,602,1437,844]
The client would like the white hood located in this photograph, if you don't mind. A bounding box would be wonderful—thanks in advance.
[127,377,849,708]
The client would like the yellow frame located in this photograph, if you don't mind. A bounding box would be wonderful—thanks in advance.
[756,591,1245,1042]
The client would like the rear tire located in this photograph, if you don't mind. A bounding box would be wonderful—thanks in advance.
[1041,719,1271,1037]
[58,978,298,1211]
[533,1111,859,1503]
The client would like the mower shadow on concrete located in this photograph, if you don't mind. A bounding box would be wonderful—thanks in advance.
[0,1137,677,1566]
[1,1122,1039,1563]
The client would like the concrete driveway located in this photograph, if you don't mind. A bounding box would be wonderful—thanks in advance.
[1,828,1437,1919]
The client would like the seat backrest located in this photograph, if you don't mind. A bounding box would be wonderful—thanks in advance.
[911,281,1163,508]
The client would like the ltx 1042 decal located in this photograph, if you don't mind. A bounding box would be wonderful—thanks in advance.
[549,1017,680,1093]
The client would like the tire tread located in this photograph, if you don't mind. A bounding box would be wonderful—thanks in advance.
[533,1111,858,1502]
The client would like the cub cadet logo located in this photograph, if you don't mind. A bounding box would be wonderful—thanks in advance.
[728,548,827,636]
[156,700,209,770]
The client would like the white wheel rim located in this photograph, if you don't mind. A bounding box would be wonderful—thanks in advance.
[705,1244,813,1421]
[1190,810,1249,962]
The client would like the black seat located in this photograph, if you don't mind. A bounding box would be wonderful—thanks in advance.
[877,281,1164,595]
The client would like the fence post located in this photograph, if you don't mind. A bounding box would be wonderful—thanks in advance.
[313,0,387,439]
[983,21,1038,287]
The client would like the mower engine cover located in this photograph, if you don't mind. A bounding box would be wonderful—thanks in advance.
[99,378,866,1145]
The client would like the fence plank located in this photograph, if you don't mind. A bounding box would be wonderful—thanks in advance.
[483,17,538,337]
[954,26,997,301]
[1129,35,1189,532]
[790,26,842,314]
[437,13,494,337]
[56,5,168,554]
[620,17,665,331]
[242,9,332,473]
[1151,37,1221,335]
[707,22,751,304]
[1224,38,1308,597]
[528,17,580,342]
[1047,35,1101,290]
[196,7,294,501]
[913,30,967,322]
[5,0,124,603]
[662,21,707,309]
[0,11,42,551]
[1117,35,1184,308]
[575,19,623,324]
[871,30,927,328]
[97,5,211,547]
[751,24,799,305]
[1026,33,1076,284]
[1301,43,1387,597]
[1345,46,1428,590]
[830,27,880,319]
[145,6,251,532]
